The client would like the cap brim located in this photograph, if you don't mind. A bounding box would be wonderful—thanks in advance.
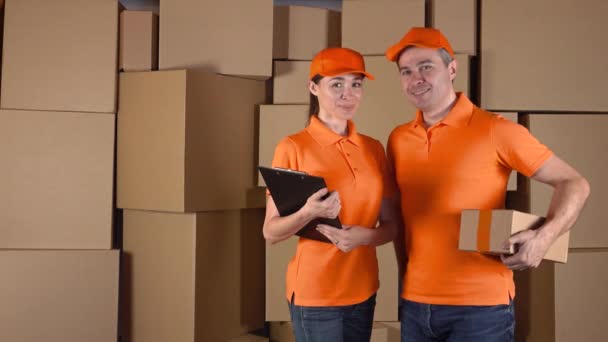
[319,69,375,80]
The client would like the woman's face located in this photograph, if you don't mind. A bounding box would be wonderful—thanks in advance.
[309,73,364,121]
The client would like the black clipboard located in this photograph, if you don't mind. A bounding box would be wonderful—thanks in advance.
[259,166,342,243]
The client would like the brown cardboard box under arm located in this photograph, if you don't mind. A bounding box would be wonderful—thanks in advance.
[120,10,158,72]
[121,209,265,342]
[459,209,569,263]
[0,250,119,342]
[1,0,118,113]
[529,114,606,248]
[342,0,424,56]
[514,249,608,342]
[273,5,340,60]
[0,110,114,249]
[117,69,268,212]
[159,0,272,79]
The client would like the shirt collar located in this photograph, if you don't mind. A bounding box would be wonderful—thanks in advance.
[413,93,474,129]
[306,115,362,148]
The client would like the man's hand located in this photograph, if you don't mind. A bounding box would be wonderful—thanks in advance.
[316,224,373,253]
[500,228,555,270]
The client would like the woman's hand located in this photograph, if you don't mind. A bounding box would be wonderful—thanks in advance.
[301,188,341,221]
[316,224,373,253]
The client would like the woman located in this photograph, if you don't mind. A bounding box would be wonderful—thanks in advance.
[263,47,399,342]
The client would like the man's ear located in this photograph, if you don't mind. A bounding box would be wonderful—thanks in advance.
[308,80,319,96]
[448,59,458,82]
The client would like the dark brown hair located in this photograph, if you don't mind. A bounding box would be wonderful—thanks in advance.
[308,74,323,119]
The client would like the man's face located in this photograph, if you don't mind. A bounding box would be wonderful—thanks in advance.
[397,47,456,113]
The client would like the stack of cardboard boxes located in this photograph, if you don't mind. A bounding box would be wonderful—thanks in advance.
[0,0,119,341]
[117,1,271,341]
[480,1,608,341]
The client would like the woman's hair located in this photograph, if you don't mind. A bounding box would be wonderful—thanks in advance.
[308,74,323,119]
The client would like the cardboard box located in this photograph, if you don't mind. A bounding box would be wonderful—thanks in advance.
[269,322,294,342]
[258,105,309,186]
[121,209,265,342]
[273,61,310,104]
[0,110,114,249]
[274,5,340,60]
[228,334,269,342]
[117,69,268,212]
[431,0,476,55]
[265,239,398,321]
[0,250,119,342]
[120,10,158,72]
[1,0,118,113]
[514,249,608,342]
[459,209,569,263]
[481,0,608,111]
[371,323,389,342]
[342,0,424,56]
[159,0,272,79]
[378,322,401,342]
[528,114,606,248]
[454,54,471,98]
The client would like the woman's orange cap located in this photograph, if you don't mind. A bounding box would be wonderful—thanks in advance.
[309,47,375,80]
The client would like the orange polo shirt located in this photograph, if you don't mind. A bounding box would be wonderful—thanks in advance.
[387,94,553,305]
[271,115,394,306]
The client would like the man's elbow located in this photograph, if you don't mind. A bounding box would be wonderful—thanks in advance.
[578,175,591,201]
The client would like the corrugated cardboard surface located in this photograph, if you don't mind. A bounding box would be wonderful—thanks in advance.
[459,210,569,263]
[265,237,298,321]
[258,105,309,186]
[431,0,476,55]
[481,0,608,111]
[354,56,417,147]
[370,323,388,342]
[265,238,397,321]
[117,69,267,212]
[0,110,114,249]
[269,322,295,342]
[159,0,272,79]
[454,54,470,98]
[122,209,265,342]
[1,0,118,113]
[120,10,158,71]
[0,250,119,342]
[228,334,269,342]
[529,114,607,248]
[273,5,340,60]
[515,249,608,342]
[273,61,310,104]
[342,0,424,56]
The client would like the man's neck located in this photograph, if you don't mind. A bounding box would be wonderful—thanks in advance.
[421,92,458,129]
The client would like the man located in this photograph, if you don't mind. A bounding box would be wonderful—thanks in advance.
[385,27,590,341]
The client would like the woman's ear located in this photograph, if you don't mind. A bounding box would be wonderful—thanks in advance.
[308,80,319,96]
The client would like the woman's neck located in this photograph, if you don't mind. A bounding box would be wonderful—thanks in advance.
[317,112,348,136]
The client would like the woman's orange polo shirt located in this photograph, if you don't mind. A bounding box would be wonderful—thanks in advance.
[271,115,393,306]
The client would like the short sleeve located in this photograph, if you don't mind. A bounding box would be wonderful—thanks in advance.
[271,137,299,170]
[492,115,553,177]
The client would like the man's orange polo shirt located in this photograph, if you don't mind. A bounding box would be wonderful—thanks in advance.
[271,115,394,306]
[387,93,553,305]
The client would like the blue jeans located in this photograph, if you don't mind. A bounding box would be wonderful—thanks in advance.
[288,293,376,342]
[400,299,514,342]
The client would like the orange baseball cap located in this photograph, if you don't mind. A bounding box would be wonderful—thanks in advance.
[309,47,375,80]
[385,27,455,62]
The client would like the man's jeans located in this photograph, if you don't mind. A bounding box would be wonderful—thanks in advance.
[288,294,376,342]
[400,298,515,342]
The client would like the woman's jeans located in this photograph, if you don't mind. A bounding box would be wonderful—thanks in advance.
[288,293,377,342]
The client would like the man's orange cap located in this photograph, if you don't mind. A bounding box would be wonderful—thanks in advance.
[309,47,375,80]
[385,27,455,62]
